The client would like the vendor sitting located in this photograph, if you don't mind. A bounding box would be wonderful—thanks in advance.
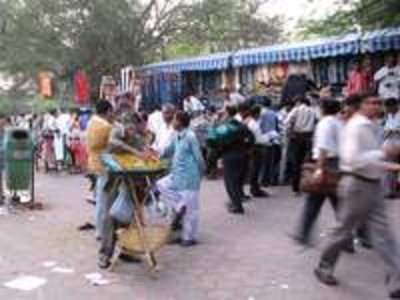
[98,112,154,269]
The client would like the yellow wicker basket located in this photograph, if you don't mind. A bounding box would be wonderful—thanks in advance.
[117,225,171,254]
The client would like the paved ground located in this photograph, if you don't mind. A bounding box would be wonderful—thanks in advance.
[0,173,399,300]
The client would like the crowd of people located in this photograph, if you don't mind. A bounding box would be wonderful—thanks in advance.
[0,53,399,298]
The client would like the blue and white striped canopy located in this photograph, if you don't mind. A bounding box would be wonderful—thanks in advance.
[361,26,400,53]
[232,32,361,67]
[140,26,400,74]
[141,52,230,74]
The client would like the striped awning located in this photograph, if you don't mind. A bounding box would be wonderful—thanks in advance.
[141,52,231,74]
[232,32,361,67]
[361,26,400,53]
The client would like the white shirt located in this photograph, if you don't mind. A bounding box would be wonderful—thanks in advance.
[312,116,342,160]
[234,114,243,123]
[340,114,389,180]
[247,118,274,146]
[286,104,317,133]
[152,118,175,153]
[374,65,400,99]
[148,110,163,134]
[384,111,400,132]
[184,96,204,113]
[43,114,57,131]
[56,113,71,136]
[229,92,246,105]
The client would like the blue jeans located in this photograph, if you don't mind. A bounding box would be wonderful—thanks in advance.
[95,175,109,240]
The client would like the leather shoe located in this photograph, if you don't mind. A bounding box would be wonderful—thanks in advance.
[314,267,338,286]
[181,240,198,247]
[227,206,245,214]
[98,255,111,269]
[251,190,269,198]
[389,290,400,299]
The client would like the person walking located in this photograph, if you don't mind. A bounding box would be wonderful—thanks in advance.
[292,99,342,246]
[246,105,271,197]
[158,111,205,246]
[374,54,400,100]
[383,98,400,198]
[0,113,6,205]
[285,97,317,195]
[221,106,255,214]
[314,93,400,299]
[86,101,114,242]
[259,97,281,187]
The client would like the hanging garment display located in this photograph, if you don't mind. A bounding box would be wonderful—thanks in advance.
[74,69,90,105]
[38,71,54,98]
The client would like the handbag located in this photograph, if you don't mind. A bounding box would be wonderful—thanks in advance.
[300,162,340,195]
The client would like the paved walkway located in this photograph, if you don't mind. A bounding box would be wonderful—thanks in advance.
[0,174,399,300]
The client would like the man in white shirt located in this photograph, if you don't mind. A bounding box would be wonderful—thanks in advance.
[55,109,72,164]
[315,93,400,299]
[383,98,400,198]
[285,97,317,194]
[151,104,176,153]
[246,105,272,197]
[374,54,400,100]
[292,99,342,246]
[43,110,58,132]
[183,94,204,115]
[230,89,246,106]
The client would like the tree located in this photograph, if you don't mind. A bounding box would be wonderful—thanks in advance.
[298,0,400,39]
[0,0,188,96]
[166,0,283,57]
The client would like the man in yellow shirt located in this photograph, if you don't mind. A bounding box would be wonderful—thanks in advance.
[86,100,113,242]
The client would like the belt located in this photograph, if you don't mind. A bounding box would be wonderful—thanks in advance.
[341,171,380,183]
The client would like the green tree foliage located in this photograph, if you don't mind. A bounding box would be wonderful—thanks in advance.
[0,0,188,95]
[298,0,400,39]
[0,0,283,95]
[171,0,283,55]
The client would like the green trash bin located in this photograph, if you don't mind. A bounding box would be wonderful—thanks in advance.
[4,128,34,191]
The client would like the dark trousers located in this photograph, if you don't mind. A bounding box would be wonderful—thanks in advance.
[250,146,264,193]
[223,151,246,210]
[206,148,219,177]
[240,153,250,195]
[296,158,339,243]
[291,133,313,193]
[261,145,281,186]
[297,193,338,244]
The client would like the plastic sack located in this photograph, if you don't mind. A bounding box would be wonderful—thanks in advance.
[144,188,174,226]
[109,184,134,224]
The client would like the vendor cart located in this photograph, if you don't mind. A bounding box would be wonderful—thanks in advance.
[102,154,171,272]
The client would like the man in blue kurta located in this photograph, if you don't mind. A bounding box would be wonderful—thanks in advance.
[157,111,205,247]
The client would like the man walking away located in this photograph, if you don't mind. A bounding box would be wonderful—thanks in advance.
[246,105,270,198]
[292,99,342,246]
[259,97,280,187]
[285,97,317,195]
[221,106,255,214]
[314,93,400,299]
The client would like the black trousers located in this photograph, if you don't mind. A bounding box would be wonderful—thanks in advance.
[290,133,313,193]
[261,145,281,186]
[223,150,247,210]
[250,146,264,193]
[206,147,219,177]
[297,192,338,243]
[240,153,250,195]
